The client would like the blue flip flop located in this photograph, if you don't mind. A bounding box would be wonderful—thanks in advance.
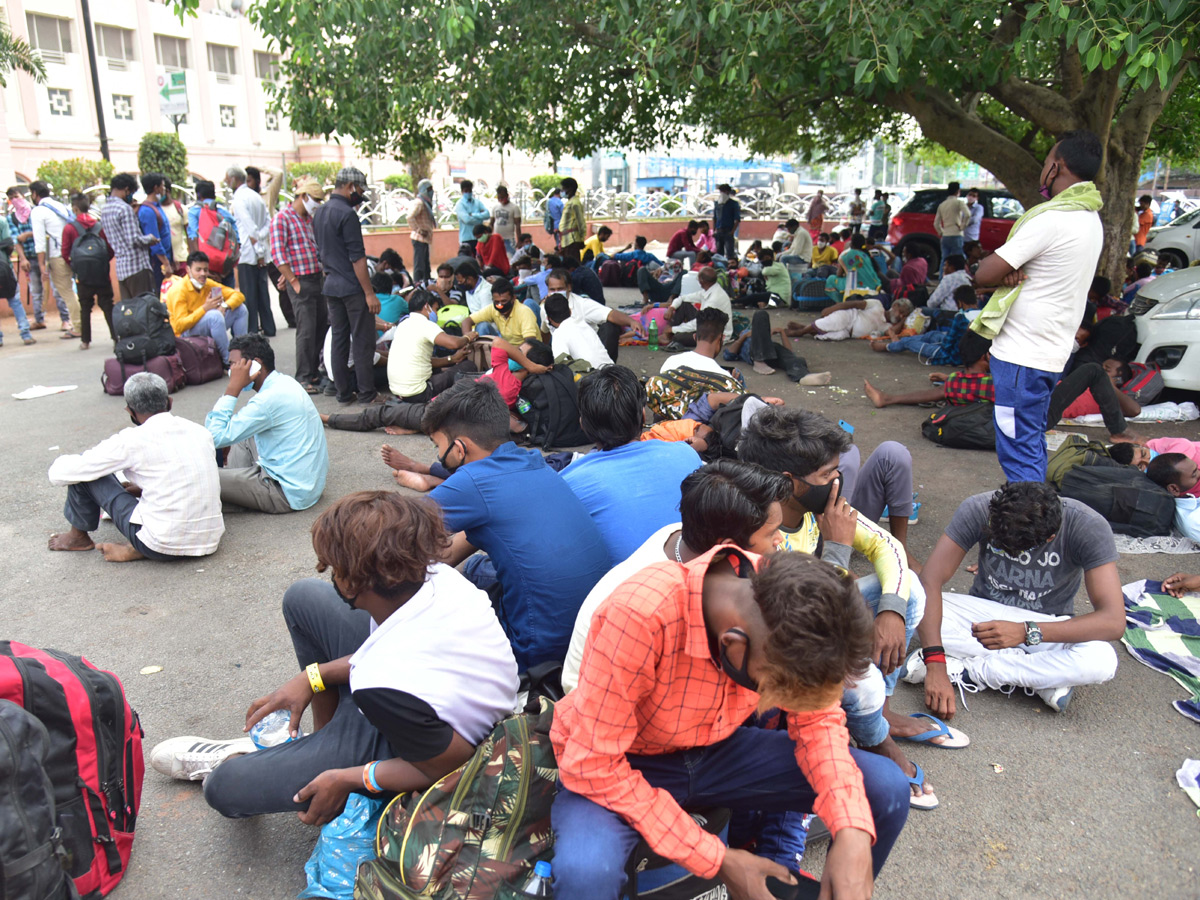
[907,761,939,810]
[897,713,970,749]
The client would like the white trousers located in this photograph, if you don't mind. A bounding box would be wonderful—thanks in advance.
[942,592,1117,691]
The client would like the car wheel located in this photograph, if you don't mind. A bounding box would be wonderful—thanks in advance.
[1160,248,1188,269]
[896,236,940,273]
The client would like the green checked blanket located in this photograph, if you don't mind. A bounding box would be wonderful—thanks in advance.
[1122,581,1200,724]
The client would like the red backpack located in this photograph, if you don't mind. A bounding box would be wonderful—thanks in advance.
[197,204,234,277]
[0,642,143,897]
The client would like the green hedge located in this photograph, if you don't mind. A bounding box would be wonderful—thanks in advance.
[34,158,114,195]
[286,162,341,187]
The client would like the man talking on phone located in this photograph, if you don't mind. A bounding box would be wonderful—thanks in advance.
[205,333,328,514]
[167,250,249,368]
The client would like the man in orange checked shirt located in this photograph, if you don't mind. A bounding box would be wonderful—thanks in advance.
[550,548,909,900]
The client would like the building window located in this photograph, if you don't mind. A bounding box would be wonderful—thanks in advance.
[95,24,134,61]
[264,111,279,131]
[112,94,133,121]
[26,14,72,62]
[219,104,236,128]
[207,43,237,76]
[47,88,72,116]
[254,51,279,81]
[154,34,189,70]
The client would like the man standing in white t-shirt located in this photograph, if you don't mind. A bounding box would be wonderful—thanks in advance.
[489,185,521,256]
[973,131,1105,482]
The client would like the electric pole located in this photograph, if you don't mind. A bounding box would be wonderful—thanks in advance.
[79,0,110,162]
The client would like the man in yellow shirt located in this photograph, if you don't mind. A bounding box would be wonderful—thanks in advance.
[166,251,248,367]
[811,233,839,268]
[461,278,541,345]
[582,225,631,263]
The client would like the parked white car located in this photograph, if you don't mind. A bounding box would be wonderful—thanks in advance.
[1144,206,1200,269]
[1133,267,1200,391]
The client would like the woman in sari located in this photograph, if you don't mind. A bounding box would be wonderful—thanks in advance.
[824,232,882,302]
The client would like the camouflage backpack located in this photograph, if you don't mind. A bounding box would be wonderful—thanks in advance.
[355,699,557,900]
[644,365,744,421]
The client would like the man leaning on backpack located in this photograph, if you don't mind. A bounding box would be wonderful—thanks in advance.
[61,193,115,350]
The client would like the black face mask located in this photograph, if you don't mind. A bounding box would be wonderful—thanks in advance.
[129,413,140,427]
[494,302,514,317]
[437,438,464,475]
[797,471,840,513]
[718,628,758,692]
[331,573,357,609]
[349,190,365,207]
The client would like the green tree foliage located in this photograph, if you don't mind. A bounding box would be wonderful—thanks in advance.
[0,10,44,87]
[137,133,189,186]
[383,173,414,191]
[286,161,340,187]
[35,158,115,195]
[173,0,1200,280]
[528,175,561,195]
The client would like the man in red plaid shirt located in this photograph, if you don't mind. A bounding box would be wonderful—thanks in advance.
[865,330,994,409]
[550,547,909,900]
[270,177,327,391]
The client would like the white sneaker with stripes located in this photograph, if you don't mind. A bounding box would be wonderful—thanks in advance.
[149,736,256,781]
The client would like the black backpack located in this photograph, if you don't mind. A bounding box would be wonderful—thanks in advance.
[0,700,75,900]
[702,393,761,460]
[69,222,108,285]
[920,402,995,450]
[518,366,591,449]
[112,293,176,363]
[1059,466,1175,537]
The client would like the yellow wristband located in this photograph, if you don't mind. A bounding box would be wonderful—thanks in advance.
[306,662,325,694]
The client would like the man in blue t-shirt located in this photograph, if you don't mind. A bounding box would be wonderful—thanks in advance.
[563,366,702,564]
[423,378,611,671]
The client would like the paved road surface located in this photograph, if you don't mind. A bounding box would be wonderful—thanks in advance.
[1,290,1197,898]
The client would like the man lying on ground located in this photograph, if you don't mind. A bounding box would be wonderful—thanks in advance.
[48,373,223,562]
[907,481,1123,714]
[205,334,328,514]
[149,492,519,825]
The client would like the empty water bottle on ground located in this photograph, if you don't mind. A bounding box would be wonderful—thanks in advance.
[250,710,303,749]
[519,860,552,897]
[648,318,659,351]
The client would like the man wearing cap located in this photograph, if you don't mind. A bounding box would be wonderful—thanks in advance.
[409,180,436,284]
[313,167,381,405]
[271,176,327,392]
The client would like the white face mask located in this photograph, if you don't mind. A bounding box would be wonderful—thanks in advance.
[190,277,205,290]
[302,196,318,216]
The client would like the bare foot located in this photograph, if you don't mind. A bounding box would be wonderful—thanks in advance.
[799,371,832,386]
[95,542,145,563]
[867,737,935,803]
[870,340,890,352]
[48,528,94,552]
[864,379,888,408]
[966,563,978,574]
[508,413,527,434]
[383,425,421,436]
[381,445,426,473]
[80,342,90,350]
[752,361,776,375]
[392,469,442,493]
[319,413,330,425]
[886,709,956,746]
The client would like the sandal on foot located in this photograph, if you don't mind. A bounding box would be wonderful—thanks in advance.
[907,762,939,810]
[897,712,970,749]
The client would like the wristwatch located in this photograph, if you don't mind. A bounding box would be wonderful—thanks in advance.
[1024,622,1043,646]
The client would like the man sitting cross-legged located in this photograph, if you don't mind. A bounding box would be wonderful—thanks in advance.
[738,407,949,809]
[562,365,703,564]
[149,491,520,824]
[166,250,249,368]
[906,481,1123,714]
[205,333,329,514]
[418,378,612,672]
[48,372,224,562]
[551,548,909,900]
[387,289,479,403]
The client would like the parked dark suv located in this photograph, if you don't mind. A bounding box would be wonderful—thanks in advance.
[887,189,1024,270]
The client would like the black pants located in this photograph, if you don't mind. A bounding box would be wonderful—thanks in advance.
[203,580,387,817]
[739,291,783,309]
[239,263,275,335]
[715,230,737,259]
[288,273,327,385]
[1046,362,1128,434]
[325,362,477,432]
[637,269,682,304]
[412,240,431,284]
[118,269,154,300]
[269,263,295,327]
[77,280,115,344]
[597,321,621,363]
[668,302,699,347]
[748,310,809,381]
[326,291,378,401]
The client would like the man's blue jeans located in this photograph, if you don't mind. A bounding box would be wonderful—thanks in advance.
[183,306,249,366]
[551,727,909,900]
[2,295,32,342]
[990,355,1059,482]
[940,235,964,262]
[886,331,944,355]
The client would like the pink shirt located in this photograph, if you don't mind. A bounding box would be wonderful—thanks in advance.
[1147,438,1200,497]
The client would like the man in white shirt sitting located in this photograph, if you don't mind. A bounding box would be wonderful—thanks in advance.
[658,266,733,350]
[541,269,642,364]
[47,373,224,562]
[660,308,739,379]
[544,293,614,369]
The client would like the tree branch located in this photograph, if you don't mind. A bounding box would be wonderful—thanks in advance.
[988,76,1078,135]
[1061,39,1083,98]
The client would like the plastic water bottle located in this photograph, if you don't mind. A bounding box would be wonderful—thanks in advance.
[648,318,659,351]
[516,397,532,415]
[519,860,552,897]
[249,710,303,749]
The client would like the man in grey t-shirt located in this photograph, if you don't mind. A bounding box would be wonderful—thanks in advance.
[906,482,1124,713]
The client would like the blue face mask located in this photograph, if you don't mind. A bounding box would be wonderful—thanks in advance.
[507,359,524,373]
[1149,449,1159,461]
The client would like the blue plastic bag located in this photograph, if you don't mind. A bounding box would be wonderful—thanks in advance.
[298,793,386,900]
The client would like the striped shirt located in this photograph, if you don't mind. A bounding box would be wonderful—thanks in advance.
[551,545,874,879]
[779,511,910,602]
[269,207,321,277]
